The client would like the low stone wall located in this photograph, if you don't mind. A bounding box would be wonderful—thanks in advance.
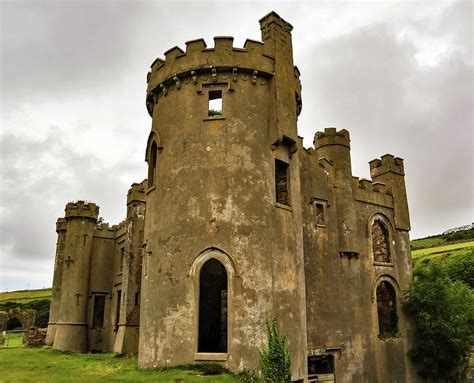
[23,326,47,346]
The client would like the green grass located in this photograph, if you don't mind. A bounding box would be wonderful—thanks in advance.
[0,347,239,383]
[1,331,24,348]
[0,288,52,304]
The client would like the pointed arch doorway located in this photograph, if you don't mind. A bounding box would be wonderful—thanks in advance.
[198,258,228,353]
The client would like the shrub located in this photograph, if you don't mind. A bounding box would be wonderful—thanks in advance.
[404,264,474,382]
[258,317,291,383]
[35,311,50,328]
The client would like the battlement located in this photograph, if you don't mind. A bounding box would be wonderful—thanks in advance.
[112,219,128,232]
[127,180,147,205]
[369,154,405,177]
[65,200,99,220]
[56,218,67,232]
[353,177,390,194]
[147,36,276,100]
[352,177,393,208]
[313,128,351,150]
[259,11,293,34]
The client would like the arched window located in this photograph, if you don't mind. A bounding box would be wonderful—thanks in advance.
[376,281,398,338]
[372,219,391,263]
[198,258,228,353]
[148,141,157,188]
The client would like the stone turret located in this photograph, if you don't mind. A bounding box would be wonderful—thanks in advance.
[370,154,410,230]
[45,218,67,345]
[314,128,358,255]
[113,181,146,354]
[52,201,98,352]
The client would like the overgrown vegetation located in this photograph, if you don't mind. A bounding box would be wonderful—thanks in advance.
[238,317,292,383]
[0,298,50,328]
[258,317,292,383]
[404,264,474,382]
[412,241,474,288]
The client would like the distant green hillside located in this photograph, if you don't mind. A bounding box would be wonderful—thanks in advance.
[411,234,474,289]
[411,228,474,250]
[0,288,52,304]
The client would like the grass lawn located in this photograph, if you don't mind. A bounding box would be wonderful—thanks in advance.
[0,346,239,383]
[0,288,52,304]
[1,331,24,348]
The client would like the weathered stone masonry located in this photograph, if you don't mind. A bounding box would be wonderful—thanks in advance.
[47,12,420,383]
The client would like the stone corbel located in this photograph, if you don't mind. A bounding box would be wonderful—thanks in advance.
[271,135,298,157]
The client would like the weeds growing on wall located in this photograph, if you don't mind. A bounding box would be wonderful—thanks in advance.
[239,317,292,383]
[258,317,292,383]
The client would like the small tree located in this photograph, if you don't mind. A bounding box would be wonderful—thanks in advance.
[258,317,292,383]
[404,264,474,382]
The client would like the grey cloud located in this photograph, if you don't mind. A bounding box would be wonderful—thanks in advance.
[1,1,471,290]
[297,14,472,238]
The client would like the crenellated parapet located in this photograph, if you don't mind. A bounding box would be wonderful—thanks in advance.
[56,218,67,232]
[146,37,276,116]
[369,154,405,177]
[112,219,128,235]
[369,154,410,230]
[127,180,147,205]
[313,128,351,150]
[65,201,99,221]
[352,177,393,208]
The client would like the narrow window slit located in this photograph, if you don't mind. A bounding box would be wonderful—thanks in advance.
[92,295,105,329]
[275,159,289,205]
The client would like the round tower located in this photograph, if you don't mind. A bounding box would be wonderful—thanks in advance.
[139,12,307,380]
[314,128,358,254]
[45,218,67,345]
[53,201,98,353]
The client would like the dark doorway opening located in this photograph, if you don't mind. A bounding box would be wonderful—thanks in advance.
[308,355,334,382]
[198,258,228,353]
[6,317,23,330]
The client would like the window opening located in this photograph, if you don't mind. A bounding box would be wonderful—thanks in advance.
[198,258,228,353]
[308,355,334,382]
[115,290,122,329]
[372,220,391,263]
[376,281,398,338]
[208,90,222,116]
[275,159,289,205]
[315,203,325,226]
[135,291,140,307]
[92,295,105,329]
[148,141,157,188]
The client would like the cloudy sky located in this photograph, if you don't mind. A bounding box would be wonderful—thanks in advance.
[1,0,472,291]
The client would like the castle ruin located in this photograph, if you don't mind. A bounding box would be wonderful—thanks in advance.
[46,12,419,382]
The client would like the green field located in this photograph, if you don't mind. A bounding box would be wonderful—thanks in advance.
[412,240,474,257]
[411,240,473,288]
[0,347,239,383]
[0,288,52,304]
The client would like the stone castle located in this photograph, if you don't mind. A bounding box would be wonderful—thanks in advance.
[46,12,419,382]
